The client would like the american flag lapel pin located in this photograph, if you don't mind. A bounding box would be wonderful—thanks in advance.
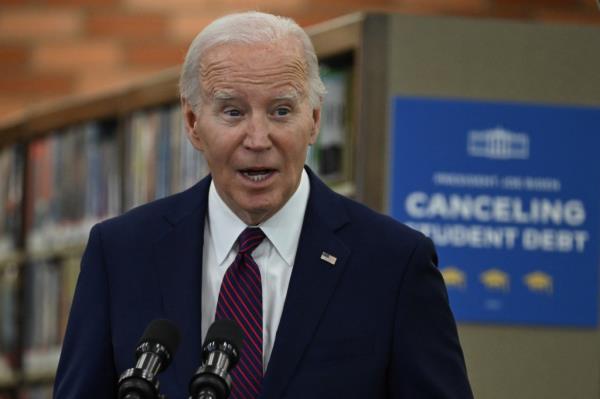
[320,251,337,266]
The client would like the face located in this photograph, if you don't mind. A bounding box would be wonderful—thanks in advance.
[183,38,321,225]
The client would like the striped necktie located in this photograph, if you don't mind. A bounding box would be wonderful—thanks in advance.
[215,227,265,399]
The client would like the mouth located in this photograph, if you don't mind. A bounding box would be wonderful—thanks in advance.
[239,168,276,183]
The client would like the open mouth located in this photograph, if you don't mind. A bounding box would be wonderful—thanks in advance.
[239,168,275,182]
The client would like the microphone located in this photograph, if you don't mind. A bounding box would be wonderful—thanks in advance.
[118,319,181,399]
[188,319,244,399]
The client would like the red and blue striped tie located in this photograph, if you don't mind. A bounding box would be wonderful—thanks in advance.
[215,227,265,399]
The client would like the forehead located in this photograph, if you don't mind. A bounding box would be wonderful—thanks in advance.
[199,38,308,99]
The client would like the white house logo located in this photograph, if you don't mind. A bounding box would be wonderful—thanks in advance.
[467,127,530,160]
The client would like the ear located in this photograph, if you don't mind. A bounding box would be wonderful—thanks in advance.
[181,98,205,152]
[309,107,321,145]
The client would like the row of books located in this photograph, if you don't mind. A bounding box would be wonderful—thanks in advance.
[23,105,211,254]
[0,264,18,354]
[307,65,352,183]
[123,104,209,210]
[0,146,24,259]
[21,257,79,378]
[1,257,77,384]
[25,121,121,254]
[0,263,19,384]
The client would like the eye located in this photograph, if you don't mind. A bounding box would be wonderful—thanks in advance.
[224,108,242,117]
[273,106,291,117]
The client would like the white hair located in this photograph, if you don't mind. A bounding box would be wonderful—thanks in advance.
[179,11,326,111]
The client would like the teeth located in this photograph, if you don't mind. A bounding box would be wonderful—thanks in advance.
[242,171,270,182]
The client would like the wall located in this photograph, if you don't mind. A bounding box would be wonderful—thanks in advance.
[0,0,599,120]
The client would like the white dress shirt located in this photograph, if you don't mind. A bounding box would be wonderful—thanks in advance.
[201,169,310,370]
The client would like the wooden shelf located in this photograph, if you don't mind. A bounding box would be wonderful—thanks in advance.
[307,13,363,58]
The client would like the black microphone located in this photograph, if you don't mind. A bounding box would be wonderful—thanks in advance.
[118,319,181,399]
[188,319,244,399]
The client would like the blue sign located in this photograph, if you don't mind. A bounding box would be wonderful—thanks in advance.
[389,96,600,327]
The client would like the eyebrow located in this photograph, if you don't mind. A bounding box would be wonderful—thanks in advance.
[212,90,237,101]
[273,92,300,102]
[211,89,301,103]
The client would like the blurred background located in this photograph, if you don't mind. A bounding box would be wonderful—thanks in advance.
[1,0,599,119]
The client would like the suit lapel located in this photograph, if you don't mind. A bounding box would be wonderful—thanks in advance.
[261,172,350,399]
[152,177,210,394]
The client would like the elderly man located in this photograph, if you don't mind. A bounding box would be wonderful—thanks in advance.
[55,11,472,399]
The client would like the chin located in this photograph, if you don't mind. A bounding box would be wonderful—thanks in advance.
[242,199,279,223]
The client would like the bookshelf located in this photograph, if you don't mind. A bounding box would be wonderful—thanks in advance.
[0,13,370,398]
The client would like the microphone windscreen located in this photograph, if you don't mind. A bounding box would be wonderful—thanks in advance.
[139,319,181,357]
[204,319,244,353]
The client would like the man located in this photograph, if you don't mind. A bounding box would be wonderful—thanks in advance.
[55,11,473,399]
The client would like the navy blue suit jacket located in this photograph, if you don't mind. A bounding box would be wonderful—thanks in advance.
[55,169,472,398]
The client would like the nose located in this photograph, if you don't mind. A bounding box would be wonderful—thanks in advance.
[243,113,272,151]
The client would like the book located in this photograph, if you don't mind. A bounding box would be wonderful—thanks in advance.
[22,259,61,377]
[0,262,19,381]
[0,145,24,258]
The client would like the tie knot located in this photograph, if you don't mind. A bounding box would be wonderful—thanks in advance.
[238,227,265,254]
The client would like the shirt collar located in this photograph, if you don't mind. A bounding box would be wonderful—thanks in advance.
[208,169,310,267]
